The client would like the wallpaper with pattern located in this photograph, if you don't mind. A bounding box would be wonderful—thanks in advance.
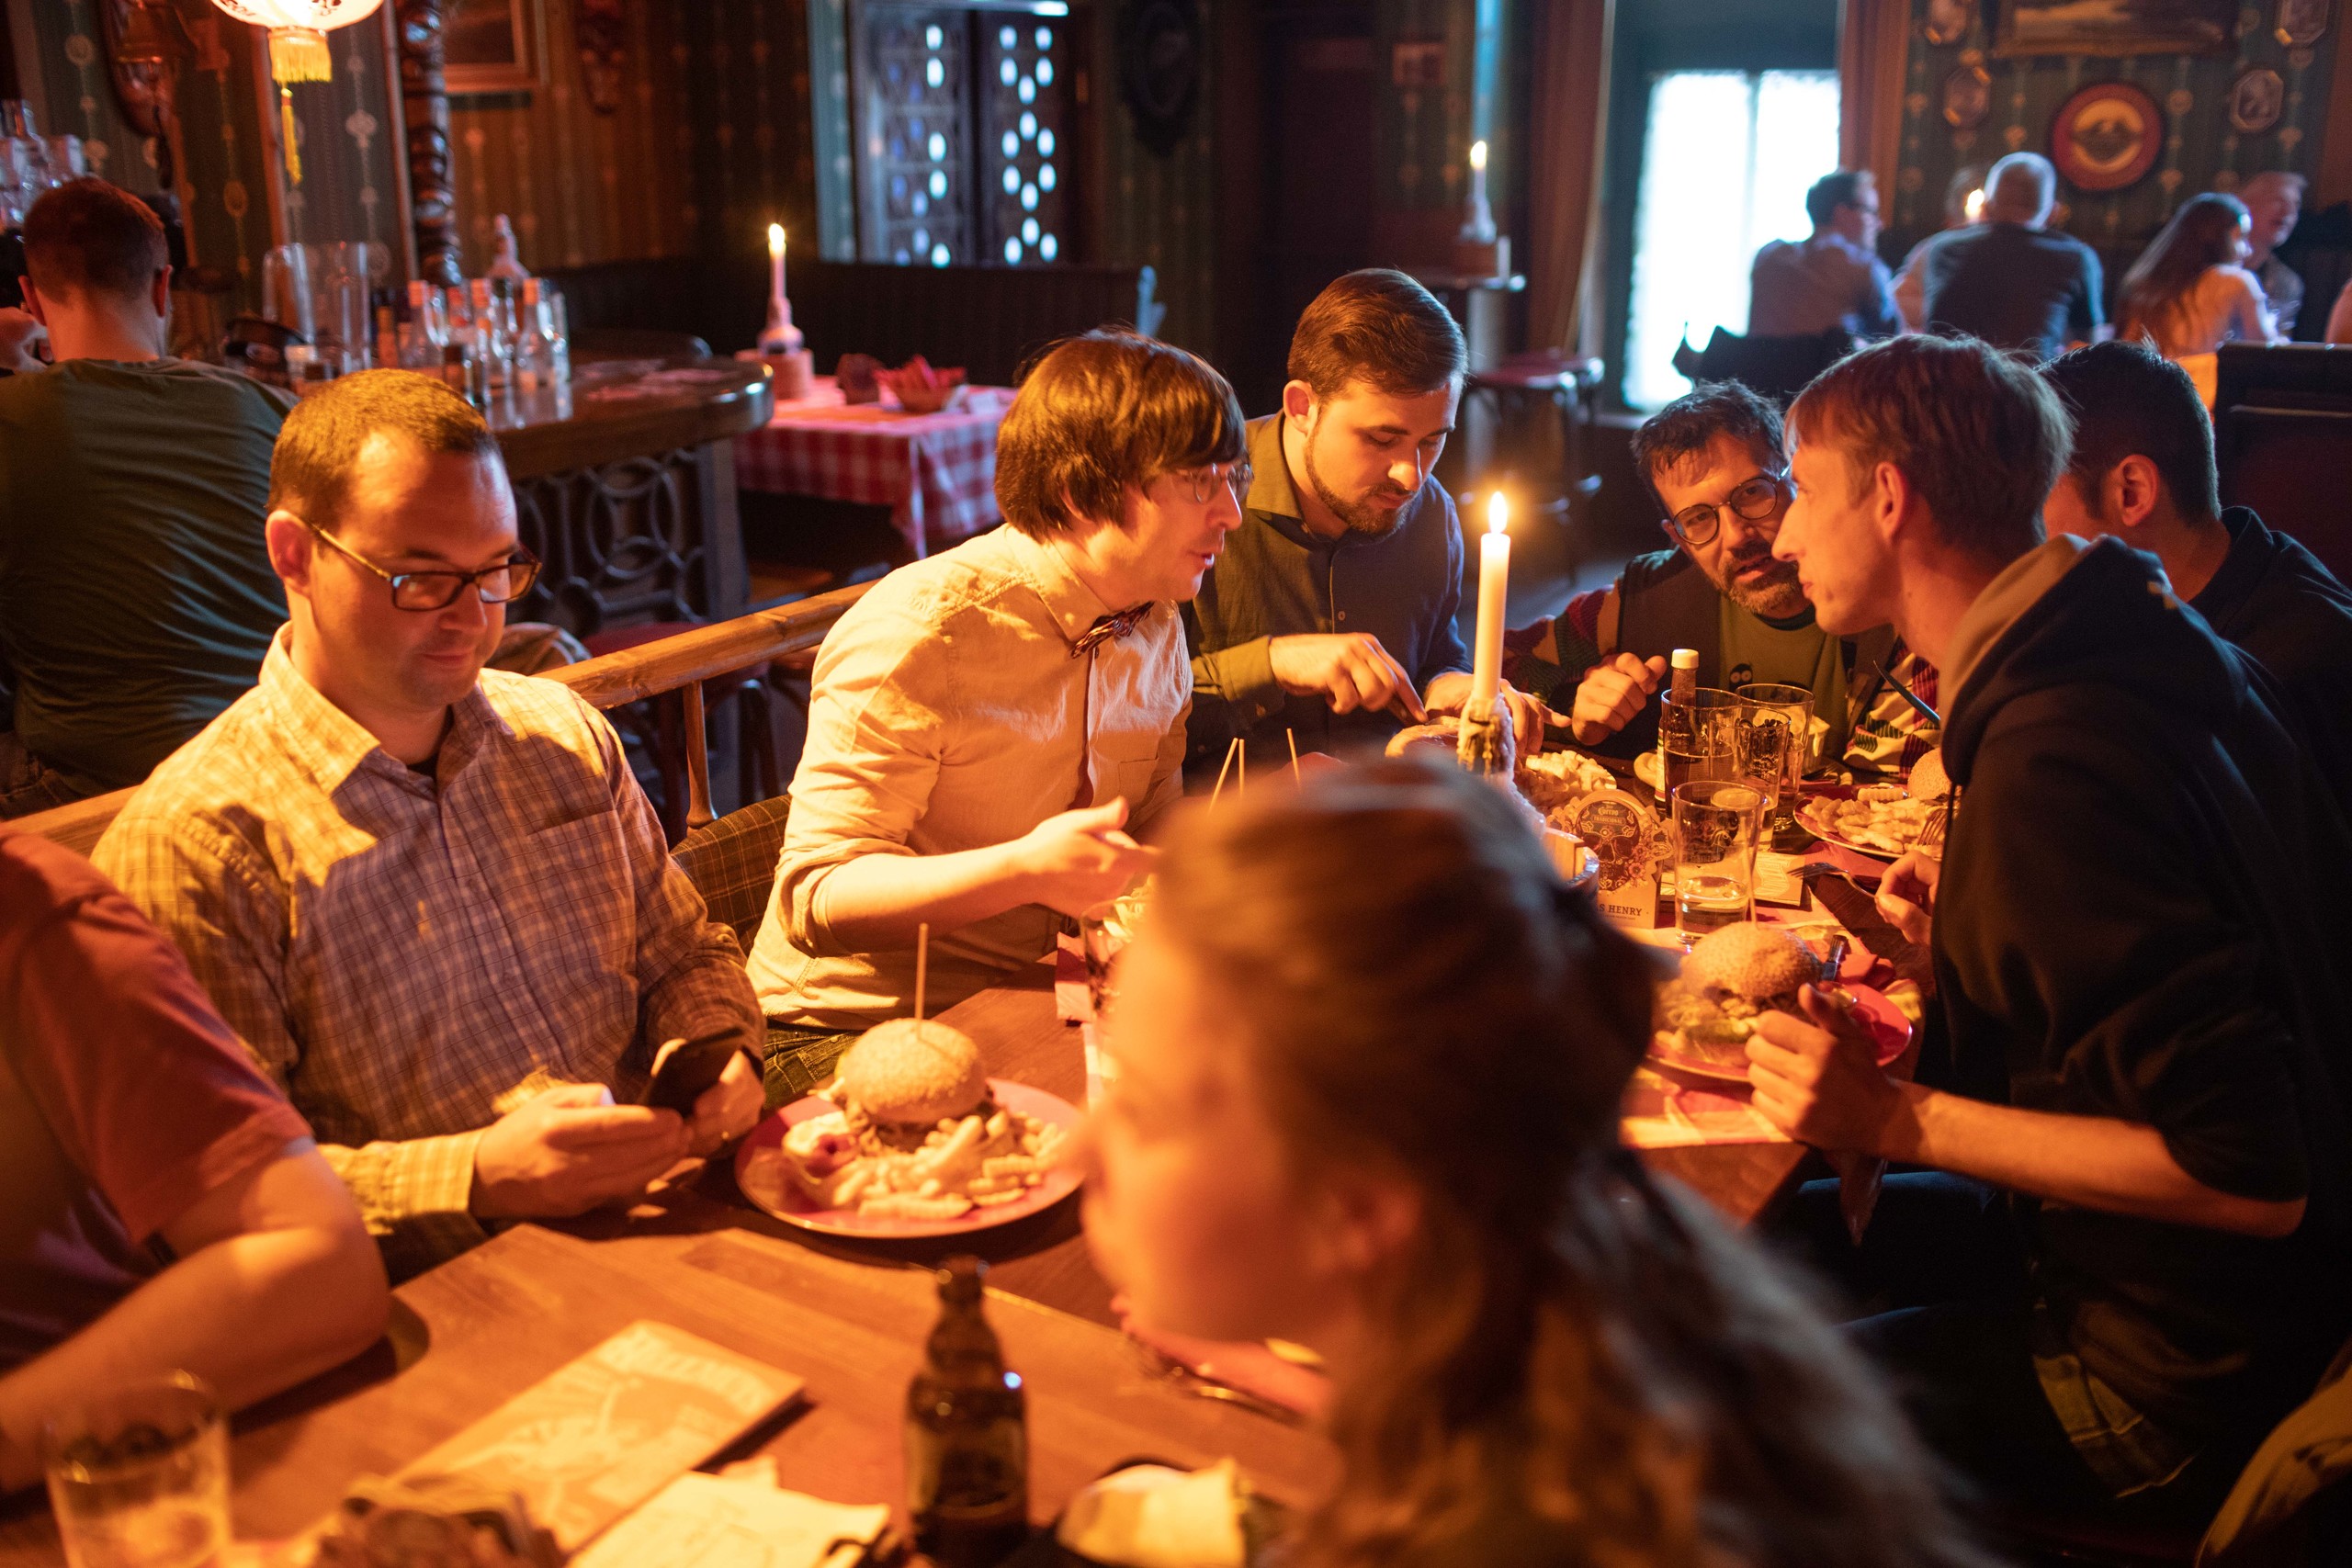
[1090,5,1217,352]
[1375,0,1504,220]
[1892,0,2340,255]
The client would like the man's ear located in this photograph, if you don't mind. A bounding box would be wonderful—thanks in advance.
[2109,455,2163,530]
[1281,379,1317,425]
[150,265,173,323]
[20,280,49,328]
[1871,458,1914,542]
[265,510,315,597]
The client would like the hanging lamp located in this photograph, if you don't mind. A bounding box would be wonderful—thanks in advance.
[208,0,384,184]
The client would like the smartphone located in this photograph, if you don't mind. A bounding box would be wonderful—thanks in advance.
[641,1030,746,1115]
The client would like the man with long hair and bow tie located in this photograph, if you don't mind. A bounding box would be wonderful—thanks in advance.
[747,330,1246,1083]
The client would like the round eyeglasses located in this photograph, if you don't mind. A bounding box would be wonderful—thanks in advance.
[300,518,543,611]
[1667,471,1788,547]
[1177,460,1252,506]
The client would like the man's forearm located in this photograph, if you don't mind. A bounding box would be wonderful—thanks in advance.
[0,1225,386,1492]
[1884,1084,2307,1237]
[806,840,1035,952]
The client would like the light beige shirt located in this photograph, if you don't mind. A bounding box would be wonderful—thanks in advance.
[749,525,1190,1029]
[94,631,762,1278]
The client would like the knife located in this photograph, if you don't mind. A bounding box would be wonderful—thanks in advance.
[1872,660,1942,728]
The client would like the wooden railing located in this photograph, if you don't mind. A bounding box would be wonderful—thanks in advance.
[15,580,876,858]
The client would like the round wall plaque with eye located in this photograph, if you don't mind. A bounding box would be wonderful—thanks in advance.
[1121,0,1203,158]
[2050,80,2163,193]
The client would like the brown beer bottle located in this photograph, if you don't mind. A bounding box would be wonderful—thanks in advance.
[906,1256,1029,1565]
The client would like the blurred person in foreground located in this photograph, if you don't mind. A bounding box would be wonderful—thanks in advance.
[1759,333,2352,1524]
[2041,341,2352,800]
[1503,382,1938,774]
[1917,152,2104,363]
[1748,169,1900,342]
[2237,172,2306,336]
[1076,759,1996,1568]
[1184,269,1548,775]
[748,331,1243,1075]
[96,371,763,1280]
[0,178,292,817]
[2114,193,2277,405]
[1893,164,1989,333]
[1,819,386,1492]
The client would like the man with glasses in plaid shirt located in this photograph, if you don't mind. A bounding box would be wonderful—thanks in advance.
[95,371,764,1279]
[1505,380,1938,775]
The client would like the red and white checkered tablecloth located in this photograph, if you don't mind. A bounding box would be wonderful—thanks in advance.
[732,376,1015,559]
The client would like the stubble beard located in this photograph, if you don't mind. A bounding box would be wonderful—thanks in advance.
[1716,548,1811,619]
[1303,423,1411,539]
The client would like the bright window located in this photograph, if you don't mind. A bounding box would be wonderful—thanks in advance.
[1623,69,1841,410]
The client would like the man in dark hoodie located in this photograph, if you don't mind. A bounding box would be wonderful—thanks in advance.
[2041,341,2352,800]
[1745,333,2352,1524]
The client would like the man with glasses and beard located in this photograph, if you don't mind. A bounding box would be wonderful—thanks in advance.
[1510,381,1937,773]
[94,372,765,1279]
[1183,269,1552,773]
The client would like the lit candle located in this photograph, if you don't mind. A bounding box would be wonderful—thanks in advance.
[1963,186,1985,222]
[767,222,787,303]
[1469,138,1488,203]
[1468,491,1510,720]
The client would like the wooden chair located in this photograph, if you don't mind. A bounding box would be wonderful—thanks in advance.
[672,795,792,951]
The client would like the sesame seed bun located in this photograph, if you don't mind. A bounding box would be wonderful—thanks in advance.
[1908,749,1951,803]
[834,1019,989,1125]
[1682,922,1818,1003]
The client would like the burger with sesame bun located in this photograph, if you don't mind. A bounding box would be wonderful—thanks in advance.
[1655,922,1822,1069]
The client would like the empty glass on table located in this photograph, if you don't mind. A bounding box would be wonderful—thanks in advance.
[1670,780,1765,945]
[42,1372,229,1568]
[1658,686,1744,796]
[1736,682,1814,843]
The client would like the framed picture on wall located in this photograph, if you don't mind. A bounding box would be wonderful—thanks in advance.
[1995,0,2233,57]
[2277,0,2332,46]
[1943,64,1993,128]
[445,0,546,96]
[2050,80,2164,191]
[1925,0,1974,47]
[2230,67,2287,132]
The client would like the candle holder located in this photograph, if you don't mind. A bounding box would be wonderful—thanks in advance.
[1454,703,1515,778]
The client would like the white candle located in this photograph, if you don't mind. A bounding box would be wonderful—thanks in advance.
[1469,139,1488,210]
[1468,491,1510,719]
[767,223,787,302]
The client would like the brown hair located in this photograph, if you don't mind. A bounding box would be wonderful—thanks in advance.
[1788,333,2065,563]
[1287,268,1467,400]
[2116,193,2253,352]
[269,369,503,531]
[1628,380,1784,515]
[994,329,1244,537]
[1153,759,1995,1568]
[22,178,167,304]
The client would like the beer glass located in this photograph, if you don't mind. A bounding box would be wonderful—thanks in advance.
[1736,682,1814,841]
[1658,686,1742,796]
[43,1373,229,1568]
[1671,780,1765,944]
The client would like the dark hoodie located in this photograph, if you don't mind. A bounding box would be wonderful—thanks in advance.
[2189,508,2352,808]
[1937,537,2352,1455]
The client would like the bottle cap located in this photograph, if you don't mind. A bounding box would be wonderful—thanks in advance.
[1670,648,1700,669]
[937,1255,987,1304]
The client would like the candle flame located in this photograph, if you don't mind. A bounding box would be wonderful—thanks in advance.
[1470,140,1488,173]
[767,222,786,255]
[1487,491,1508,536]
[1963,187,1985,222]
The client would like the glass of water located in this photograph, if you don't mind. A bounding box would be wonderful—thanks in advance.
[1671,780,1765,945]
[1736,682,1814,841]
[42,1373,229,1568]
[1658,687,1743,798]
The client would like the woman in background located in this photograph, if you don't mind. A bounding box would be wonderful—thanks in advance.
[2117,193,2278,403]
[1076,760,1993,1568]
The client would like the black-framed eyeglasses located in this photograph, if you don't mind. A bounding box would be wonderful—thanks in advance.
[300,518,542,611]
[1666,471,1788,547]
[1175,459,1252,506]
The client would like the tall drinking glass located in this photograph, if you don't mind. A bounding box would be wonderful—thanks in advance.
[1658,686,1742,797]
[261,244,314,342]
[1076,885,1150,1103]
[1736,682,1814,841]
[42,1373,228,1568]
[1671,780,1764,944]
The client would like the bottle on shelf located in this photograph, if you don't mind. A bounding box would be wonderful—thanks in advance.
[905,1257,1029,1568]
[467,277,513,392]
[486,214,529,283]
[400,279,447,369]
[513,277,549,392]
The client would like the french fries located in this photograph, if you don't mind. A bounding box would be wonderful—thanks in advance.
[759,1096,1069,1222]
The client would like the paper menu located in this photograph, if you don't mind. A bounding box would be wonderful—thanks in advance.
[398,1321,806,1550]
[570,1474,890,1568]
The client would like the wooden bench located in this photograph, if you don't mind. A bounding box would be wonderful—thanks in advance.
[13,581,877,858]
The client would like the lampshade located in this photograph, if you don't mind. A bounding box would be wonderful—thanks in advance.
[209,0,383,183]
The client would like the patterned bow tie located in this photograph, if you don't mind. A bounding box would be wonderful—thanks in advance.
[1070,604,1151,658]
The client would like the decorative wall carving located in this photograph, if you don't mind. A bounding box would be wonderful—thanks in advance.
[396,0,463,286]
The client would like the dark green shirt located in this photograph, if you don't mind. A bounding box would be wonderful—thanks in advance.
[0,359,293,792]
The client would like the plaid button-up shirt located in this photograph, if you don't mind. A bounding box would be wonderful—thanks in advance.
[95,631,761,1277]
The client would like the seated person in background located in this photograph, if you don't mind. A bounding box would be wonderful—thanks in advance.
[1,819,387,1492]
[1919,152,2104,363]
[2042,341,2352,796]
[0,179,292,818]
[748,330,1239,1075]
[1504,381,1937,774]
[2239,172,2306,337]
[1748,169,1900,341]
[1077,759,1996,1568]
[1184,268,1547,775]
[1758,333,2352,1525]
[96,371,763,1280]
[1893,163,1987,333]
[2115,193,2276,403]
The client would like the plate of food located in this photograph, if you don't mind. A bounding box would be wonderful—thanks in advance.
[1797,750,1950,862]
[734,1018,1080,1238]
[1649,922,1911,1083]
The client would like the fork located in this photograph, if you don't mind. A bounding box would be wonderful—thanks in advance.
[1792,861,1883,893]
[1915,803,1951,857]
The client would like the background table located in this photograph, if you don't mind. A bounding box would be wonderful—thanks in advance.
[733,378,1014,561]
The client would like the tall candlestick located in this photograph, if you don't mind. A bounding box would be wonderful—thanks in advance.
[760,221,805,359]
[1463,139,1497,244]
[1468,491,1510,720]
[768,222,786,302]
